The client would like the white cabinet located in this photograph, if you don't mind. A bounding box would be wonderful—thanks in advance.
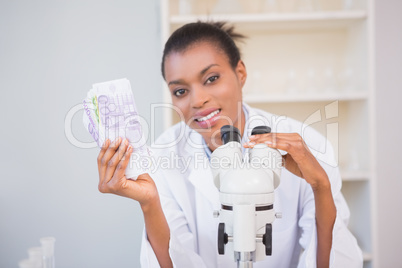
[160,0,375,266]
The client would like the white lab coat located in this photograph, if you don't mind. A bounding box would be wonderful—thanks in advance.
[140,104,363,268]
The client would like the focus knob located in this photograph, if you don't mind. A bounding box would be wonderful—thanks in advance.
[251,126,271,135]
[220,125,241,144]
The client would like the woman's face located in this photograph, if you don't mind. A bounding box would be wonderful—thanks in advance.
[164,41,247,149]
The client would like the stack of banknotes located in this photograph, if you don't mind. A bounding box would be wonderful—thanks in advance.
[83,78,152,179]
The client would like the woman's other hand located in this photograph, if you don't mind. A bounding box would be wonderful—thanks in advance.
[245,132,336,267]
[244,133,329,190]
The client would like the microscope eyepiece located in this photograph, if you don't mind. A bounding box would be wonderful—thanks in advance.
[251,126,271,135]
[220,125,241,144]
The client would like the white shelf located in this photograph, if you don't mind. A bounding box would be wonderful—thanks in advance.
[363,251,372,262]
[340,169,370,181]
[170,10,367,30]
[243,91,368,103]
[163,1,375,266]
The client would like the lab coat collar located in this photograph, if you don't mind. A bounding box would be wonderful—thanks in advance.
[183,128,220,207]
[181,103,272,207]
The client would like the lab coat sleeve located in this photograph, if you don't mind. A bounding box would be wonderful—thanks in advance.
[139,170,207,268]
[297,144,363,268]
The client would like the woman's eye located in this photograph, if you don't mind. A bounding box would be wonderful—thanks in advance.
[174,88,186,97]
[206,75,219,84]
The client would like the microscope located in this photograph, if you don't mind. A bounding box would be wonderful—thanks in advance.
[211,125,282,268]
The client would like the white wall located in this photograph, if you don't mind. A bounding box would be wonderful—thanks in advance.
[0,1,162,267]
[374,0,402,267]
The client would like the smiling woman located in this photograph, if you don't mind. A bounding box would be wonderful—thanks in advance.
[96,21,363,268]
[164,40,246,150]
[162,22,248,152]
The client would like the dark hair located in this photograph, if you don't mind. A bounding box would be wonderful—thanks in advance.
[161,21,246,79]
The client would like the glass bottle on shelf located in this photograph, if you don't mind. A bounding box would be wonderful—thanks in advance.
[323,67,337,93]
[212,0,242,14]
[277,0,297,12]
[178,0,193,15]
[18,260,37,268]
[239,0,264,13]
[348,149,360,171]
[40,237,55,268]
[338,67,355,92]
[343,0,354,10]
[251,70,262,94]
[28,247,42,268]
[297,0,320,12]
[318,0,343,11]
[285,69,298,94]
[305,68,317,94]
[263,0,277,13]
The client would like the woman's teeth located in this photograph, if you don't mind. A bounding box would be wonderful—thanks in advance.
[196,109,220,122]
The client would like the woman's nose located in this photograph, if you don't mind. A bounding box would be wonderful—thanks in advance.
[191,87,210,108]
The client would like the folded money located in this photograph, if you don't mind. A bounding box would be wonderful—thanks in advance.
[83,78,152,179]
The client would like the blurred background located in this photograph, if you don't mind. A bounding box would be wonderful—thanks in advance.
[0,0,401,267]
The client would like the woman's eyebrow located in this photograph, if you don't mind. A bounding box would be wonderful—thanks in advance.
[168,64,220,86]
[200,64,219,75]
[168,79,183,86]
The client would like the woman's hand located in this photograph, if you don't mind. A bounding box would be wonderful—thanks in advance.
[244,133,329,189]
[97,137,159,208]
[245,133,336,267]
